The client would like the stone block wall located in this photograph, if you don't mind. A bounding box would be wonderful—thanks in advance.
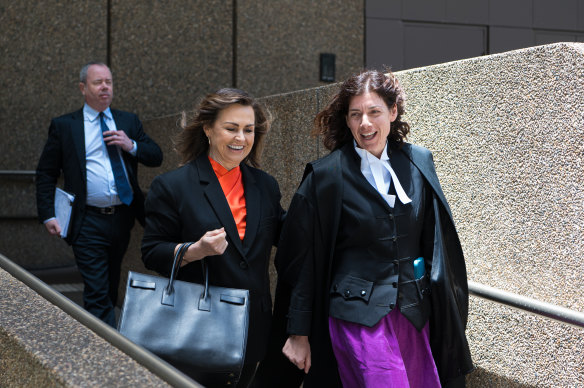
[0,0,362,270]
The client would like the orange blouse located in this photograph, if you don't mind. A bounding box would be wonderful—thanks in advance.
[209,157,247,240]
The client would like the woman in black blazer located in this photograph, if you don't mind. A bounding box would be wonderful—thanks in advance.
[141,88,285,388]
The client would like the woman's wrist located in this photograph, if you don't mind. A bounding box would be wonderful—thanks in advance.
[177,241,203,267]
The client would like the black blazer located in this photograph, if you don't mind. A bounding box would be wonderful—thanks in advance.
[141,154,285,363]
[36,108,163,244]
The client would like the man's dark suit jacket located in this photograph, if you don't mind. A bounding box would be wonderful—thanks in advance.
[141,154,285,364]
[36,108,163,244]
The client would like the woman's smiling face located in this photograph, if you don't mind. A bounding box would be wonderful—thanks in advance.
[204,103,255,170]
[346,91,397,158]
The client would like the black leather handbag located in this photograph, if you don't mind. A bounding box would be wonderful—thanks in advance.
[118,242,250,386]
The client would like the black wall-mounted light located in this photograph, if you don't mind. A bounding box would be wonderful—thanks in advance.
[320,53,336,82]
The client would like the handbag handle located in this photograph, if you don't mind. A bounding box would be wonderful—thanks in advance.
[198,258,211,311]
[162,242,194,306]
[163,241,212,312]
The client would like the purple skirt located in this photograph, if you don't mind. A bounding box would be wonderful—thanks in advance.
[328,308,441,388]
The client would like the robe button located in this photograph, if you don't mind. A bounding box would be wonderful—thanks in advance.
[344,290,351,298]
[334,284,338,291]
[360,290,366,296]
[239,261,248,269]
[388,213,394,220]
[389,303,395,309]
[392,282,397,288]
[392,236,397,242]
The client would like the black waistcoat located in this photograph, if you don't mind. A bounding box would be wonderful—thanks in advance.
[328,146,434,331]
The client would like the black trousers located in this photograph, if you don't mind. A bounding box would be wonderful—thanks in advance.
[72,205,134,327]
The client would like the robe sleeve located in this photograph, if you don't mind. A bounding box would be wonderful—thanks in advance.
[274,173,318,336]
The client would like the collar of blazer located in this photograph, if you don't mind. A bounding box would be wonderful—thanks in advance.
[193,154,261,259]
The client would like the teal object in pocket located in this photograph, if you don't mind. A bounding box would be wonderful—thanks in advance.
[414,257,425,279]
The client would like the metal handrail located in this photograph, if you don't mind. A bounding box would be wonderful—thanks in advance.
[468,280,584,328]
[0,170,36,176]
[0,253,203,388]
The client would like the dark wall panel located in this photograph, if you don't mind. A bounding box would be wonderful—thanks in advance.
[404,23,486,69]
[446,0,489,25]
[366,19,405,71]
[366,0,402,19]
[403,0,447,22]
[490,27,535,54]
[535,31,579,45]
[366,0,584,71]
[489,0,533,27]
[533,0,578,30]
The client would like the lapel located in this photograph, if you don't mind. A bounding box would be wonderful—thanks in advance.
[387,143,414,195]
[111,109,129,137]
[71,109,87,181]
[241,164,259,254]
[195,155,246,258]
[397,143,454,220]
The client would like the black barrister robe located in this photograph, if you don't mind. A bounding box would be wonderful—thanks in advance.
[256,141,473,388]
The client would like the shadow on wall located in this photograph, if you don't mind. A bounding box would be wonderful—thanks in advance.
[467,367,536,388]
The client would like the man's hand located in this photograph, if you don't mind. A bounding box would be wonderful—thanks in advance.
[178,228,228,265]
[103,130,133,152]
[44,219,62,236]
[283,335,311,374]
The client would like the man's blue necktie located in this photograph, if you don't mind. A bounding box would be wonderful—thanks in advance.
[99,112,133,205]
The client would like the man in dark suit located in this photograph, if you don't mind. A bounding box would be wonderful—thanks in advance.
[36,61,163,327]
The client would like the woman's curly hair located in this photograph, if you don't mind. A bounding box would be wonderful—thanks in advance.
[313,69,410,151]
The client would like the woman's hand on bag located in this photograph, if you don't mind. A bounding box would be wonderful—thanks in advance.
[179,228,228,265]
[282,335,311,374]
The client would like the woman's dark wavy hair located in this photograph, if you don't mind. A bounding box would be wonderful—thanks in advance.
[313,69,410,151]
[175,88,271,167]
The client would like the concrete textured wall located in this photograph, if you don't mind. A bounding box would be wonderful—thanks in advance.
[0,1,107,172]
[0,265,170,387]
[399,42,584,386]
[109,0,234,120]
